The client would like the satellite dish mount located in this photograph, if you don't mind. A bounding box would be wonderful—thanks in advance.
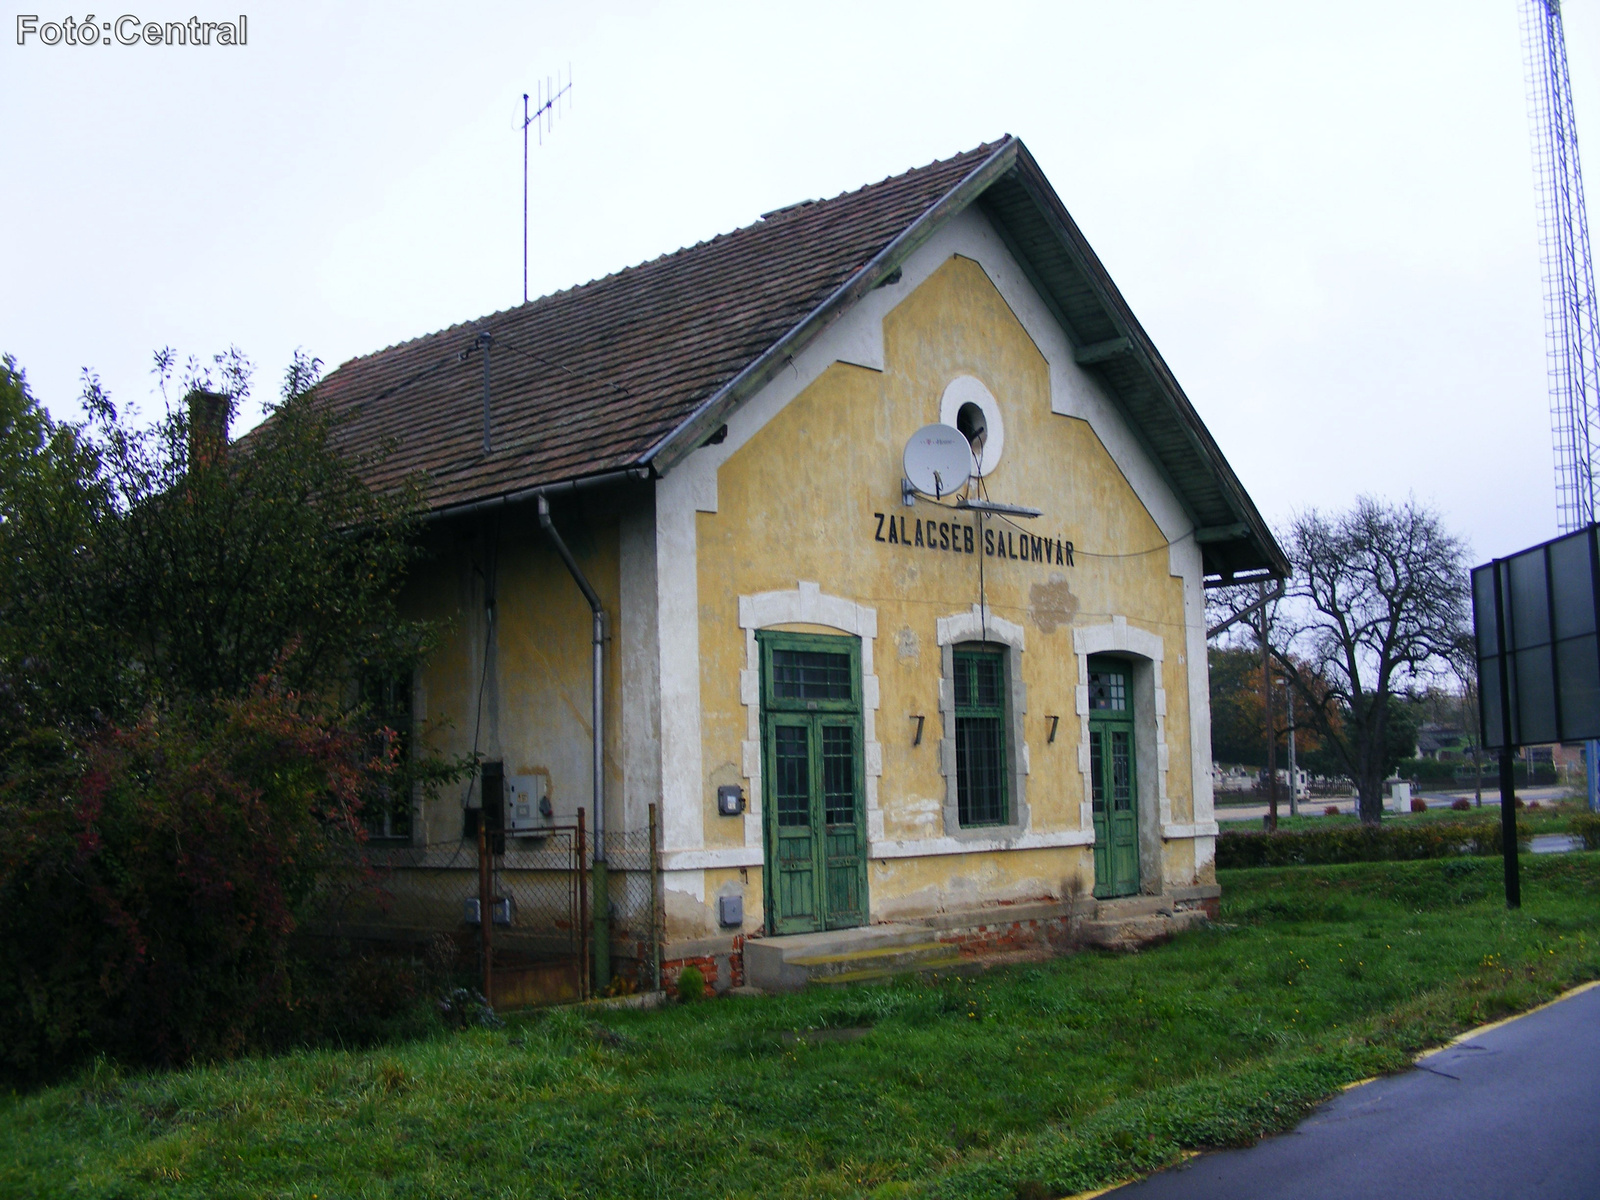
[902,424,972,506]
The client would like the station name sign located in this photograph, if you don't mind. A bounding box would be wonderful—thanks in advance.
[872,512,1073,567]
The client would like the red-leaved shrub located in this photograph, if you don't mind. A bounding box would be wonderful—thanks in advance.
[0,685,384,1079]
[1452,798,1472,811]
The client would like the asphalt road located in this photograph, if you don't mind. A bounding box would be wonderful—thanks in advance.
[1105,983,1600,1200]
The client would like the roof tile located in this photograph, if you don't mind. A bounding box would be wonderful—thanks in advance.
[315,143,1003,511]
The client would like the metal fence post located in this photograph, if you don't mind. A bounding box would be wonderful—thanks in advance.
[477,819,493,1003]
[649,802,661,992]
[577,806,590,999]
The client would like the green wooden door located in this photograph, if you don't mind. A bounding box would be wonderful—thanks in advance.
[1088,659,1140,899]
[759,633,867,935]
[768,715,820,932]
[819,718,866,928]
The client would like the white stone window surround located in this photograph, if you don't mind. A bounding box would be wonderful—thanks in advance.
[935,604,1032,841]
[737,581,884,853]
[1072,616,1217,847]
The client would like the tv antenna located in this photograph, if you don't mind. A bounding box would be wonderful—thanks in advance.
[523,66,573,305]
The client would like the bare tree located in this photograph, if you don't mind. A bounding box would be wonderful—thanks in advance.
[1446,633,1485,806]
[1273,497,1469,825]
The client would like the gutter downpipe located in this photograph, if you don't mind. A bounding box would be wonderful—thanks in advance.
[537,494,610,990]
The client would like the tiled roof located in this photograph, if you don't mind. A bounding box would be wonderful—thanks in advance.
[313,142,1007,513]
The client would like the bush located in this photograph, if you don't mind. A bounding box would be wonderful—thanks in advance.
[1324,806,1341,817]
[1216,820,1530,869]
[1526,801,1542,811]
[1452,798,1472,811]
[0,687,382,1081]
[1410,798,1428,813]
[1573,813,1600,850]
[436,988,502,1031]
[675,965,706,1003]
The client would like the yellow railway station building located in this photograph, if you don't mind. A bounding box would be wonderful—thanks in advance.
[317,137,1287,992]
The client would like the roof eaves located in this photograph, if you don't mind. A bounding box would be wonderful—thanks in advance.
[1002,145,1290,580]
[644,137,1022,476]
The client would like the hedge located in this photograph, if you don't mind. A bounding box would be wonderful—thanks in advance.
[1573,812,1600,851]
[1217,820,1532,869]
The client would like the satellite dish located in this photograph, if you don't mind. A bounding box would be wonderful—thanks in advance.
[903,424,972,499]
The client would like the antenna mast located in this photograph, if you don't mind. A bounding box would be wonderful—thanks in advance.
[1522,0,1600,531]
[523,65,572,305]
[1522,0,1600,810]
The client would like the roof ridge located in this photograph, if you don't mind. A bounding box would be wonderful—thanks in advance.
[328,139,1008,373]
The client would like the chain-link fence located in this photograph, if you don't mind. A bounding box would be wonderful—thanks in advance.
[599,823,662,994]
[306,807,661,1008]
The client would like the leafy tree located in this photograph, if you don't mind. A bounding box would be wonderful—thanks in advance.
[1209,645,1335,774]
[0,357,119,736]
[1,350,430,732]
[1208,646,1267,766]
[1272,497,1469,824]
[0,350,457,1076]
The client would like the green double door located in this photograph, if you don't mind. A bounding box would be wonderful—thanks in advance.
[1088,658,1140,898]
[759,632,867,935]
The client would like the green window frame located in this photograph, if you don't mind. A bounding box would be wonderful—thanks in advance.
[952,644,1009,827]
[759,631,862,714]
[361,670,414,842]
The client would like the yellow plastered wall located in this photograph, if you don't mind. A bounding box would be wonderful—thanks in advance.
[405,516,626,850]
[697,254,1200,930]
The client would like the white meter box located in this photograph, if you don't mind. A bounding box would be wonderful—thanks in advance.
[505,774,553,833]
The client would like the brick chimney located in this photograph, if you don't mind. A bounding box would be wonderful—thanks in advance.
[186,389,231,468]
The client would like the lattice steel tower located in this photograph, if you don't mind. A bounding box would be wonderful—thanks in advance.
[1523,0,1600,532]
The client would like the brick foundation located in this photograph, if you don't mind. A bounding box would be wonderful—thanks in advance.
[663,934,745,995]
[663,885,1221,993]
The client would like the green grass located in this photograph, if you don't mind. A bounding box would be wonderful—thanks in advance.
[4,855,1600,1200]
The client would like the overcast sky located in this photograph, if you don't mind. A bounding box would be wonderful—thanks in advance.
[4,1,1597,563]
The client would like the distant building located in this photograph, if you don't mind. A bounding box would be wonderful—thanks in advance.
[1416,723,1467,761]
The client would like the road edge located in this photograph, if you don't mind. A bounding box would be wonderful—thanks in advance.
[1057,976,1600,1200]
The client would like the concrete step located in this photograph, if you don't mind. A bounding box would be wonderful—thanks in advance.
[1080,908,1208,949]
[1093,894,1174,920]
[745,923,960,991]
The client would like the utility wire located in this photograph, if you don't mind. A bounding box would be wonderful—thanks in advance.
[494,334,631,400]
[913,468,1196,560]
[363,343,478,408]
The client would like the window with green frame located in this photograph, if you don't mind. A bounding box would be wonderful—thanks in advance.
[953,644,1008,826]
[361,670,413,842]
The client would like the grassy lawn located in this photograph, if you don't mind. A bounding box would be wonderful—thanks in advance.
[1224,796,1587,835]
[3,855,1599,1200]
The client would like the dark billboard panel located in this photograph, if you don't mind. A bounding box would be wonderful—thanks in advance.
[1474,524,1600,750]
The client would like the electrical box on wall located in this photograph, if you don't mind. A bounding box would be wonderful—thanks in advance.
[717,785,745,817]
[717,894,744,928]
[464,896,513,926]
[505,774,553,834]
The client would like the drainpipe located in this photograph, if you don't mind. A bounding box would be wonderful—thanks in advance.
[537,495,609,990]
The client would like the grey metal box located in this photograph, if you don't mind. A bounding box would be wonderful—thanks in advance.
[717,894,743,928]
